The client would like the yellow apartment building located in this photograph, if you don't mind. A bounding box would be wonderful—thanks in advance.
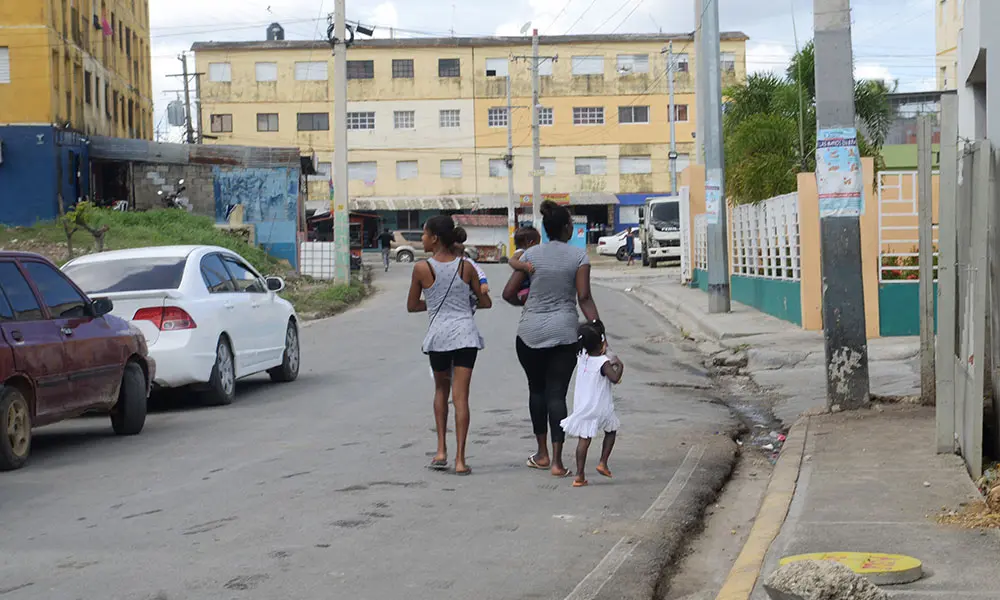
[936,0,964,90]
[0,0,153,138]
[192,30,747,233]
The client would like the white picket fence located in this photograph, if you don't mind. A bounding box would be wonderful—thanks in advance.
[693,214,708,272]
[299,242,337,279]
[730,192,801,281]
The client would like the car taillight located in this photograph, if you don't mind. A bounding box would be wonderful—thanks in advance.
[598,240,606,245]
[133,306,197,331]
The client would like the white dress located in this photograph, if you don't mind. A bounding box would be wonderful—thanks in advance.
[561,352,621,439]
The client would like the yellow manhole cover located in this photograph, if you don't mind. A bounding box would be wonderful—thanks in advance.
[779,552,923,585]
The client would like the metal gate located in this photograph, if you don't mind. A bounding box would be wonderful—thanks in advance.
[679,186,692,283]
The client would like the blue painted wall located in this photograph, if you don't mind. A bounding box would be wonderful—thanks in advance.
[878,282,938,337]
[730,275,802,326]
[539,218,587,249]
[614,193,671,232]
[213,166,300,268]
[0,126,90,226]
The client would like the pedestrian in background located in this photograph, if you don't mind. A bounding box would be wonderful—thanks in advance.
[625,228,636,267]
[503,200,601,478]
[377,229,393,272]
[407,216,491,476]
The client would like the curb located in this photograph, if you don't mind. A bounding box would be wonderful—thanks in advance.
[714,417,810,600]
[628,285,732,344]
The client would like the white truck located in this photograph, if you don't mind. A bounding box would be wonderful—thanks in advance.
[639,196,682,268]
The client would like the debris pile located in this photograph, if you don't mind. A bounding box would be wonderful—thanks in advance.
[763,560,888,600]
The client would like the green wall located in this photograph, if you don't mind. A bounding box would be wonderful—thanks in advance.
[691,269,708,291]
[730,275,802,326]
[878,282,938,337]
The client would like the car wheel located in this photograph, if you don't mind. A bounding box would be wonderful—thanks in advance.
[202,336,236,406]
[642,250,650,267]
[616,247,628,262]
[650,258,659,269]
[111,362,147,436]
[268,320,300,383]
[397,250,414,263]
[0,386,31,471]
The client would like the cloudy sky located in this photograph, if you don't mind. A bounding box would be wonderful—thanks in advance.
[149,0,937,141]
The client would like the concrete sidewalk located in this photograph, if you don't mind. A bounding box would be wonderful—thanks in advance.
[627,278,922,428]
[749,407,1000,600]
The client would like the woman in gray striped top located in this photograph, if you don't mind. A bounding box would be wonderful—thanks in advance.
[502,201,601,477]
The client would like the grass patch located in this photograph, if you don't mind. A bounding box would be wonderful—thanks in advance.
[0,208,371,318]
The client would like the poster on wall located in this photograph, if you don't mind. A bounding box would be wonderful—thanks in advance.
[816,127,864,218]
[705,168,722,225]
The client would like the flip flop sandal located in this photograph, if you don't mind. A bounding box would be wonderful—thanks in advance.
[572,479,589,487]
[596,465,613,478]
[526,456,548,470]
[428,459,449,471]
[552,469,573,478]
[454,467,473,476]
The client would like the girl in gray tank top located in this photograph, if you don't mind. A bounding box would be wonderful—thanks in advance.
[408,216,491,476]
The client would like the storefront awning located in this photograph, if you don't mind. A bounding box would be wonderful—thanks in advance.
[313,192,620,212]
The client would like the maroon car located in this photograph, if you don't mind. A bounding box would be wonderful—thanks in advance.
[0,251,154,471]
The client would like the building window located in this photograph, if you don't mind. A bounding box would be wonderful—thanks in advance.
[0,47,9,85]
[721,52,736,73]
[295,61,328,81]
[94,76,100,109]
[675,53,689,73]
[84,71,92,104]
[348,161,377,182]
[573,106,605,125]
[487,107,508,128]
[257,113,279,132]
[439,109,461,128]
[540,158,556,176]
[125,27,131,57]
[397,210,421,229]
[538,58,553,76]
[538,107,553,126]
[441,159,463,179]
[489,158,507,178]
[619,155,652,174]
[346,111,376,130]
[396,160,418,180]
[297,112,330,131]
[672,104,689,122]
[112,91,119,123]
[255,62,278,82]
[128,99,134,129]
[347,60,374,79]
[571,55,604,76]
[618,105,649,124]
[208,62,232,82]
[394,110,415,130]
[392,58,414,78]
[574,156,607,175]
[210,114,233,133]
[104,82,110,118]
[439,58,461,78]
[485,57,509,77]
[616,54,649,74]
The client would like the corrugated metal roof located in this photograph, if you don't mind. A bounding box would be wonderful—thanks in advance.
[346,193,617,212]
[89,137,301,168]
[192,32,749,52]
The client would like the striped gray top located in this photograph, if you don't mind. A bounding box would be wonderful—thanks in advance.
[516,241,589,348]
[422,258,485,353]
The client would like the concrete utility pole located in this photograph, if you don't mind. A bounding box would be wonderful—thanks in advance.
[332,0,350,284]
[702,0,730,313]
[194,73,204,144]
[165,54,196,143]
[506,75,516,255]
[531,28,542,230]
[665,41,679,194]
[917,114,935,405]
[694,0,705,164]
[814,0,870,410]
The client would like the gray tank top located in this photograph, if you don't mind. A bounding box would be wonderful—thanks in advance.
[422,258,485,353]
[516,241,589,348]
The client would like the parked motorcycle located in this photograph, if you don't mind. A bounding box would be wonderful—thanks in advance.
[158,179,187,209]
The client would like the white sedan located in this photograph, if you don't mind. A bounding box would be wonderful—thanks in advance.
[63,246,299,406]
[597,230,643,261]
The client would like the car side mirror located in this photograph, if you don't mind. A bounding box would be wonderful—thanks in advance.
[91,297,114,317]
[266,276,285,292]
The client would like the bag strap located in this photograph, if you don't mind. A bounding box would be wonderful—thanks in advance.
[428,257,464,330]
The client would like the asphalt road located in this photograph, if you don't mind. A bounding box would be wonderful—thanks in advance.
[0,263,737,600]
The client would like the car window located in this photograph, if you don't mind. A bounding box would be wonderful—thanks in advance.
[0,263,42,321]
[0,277,14,322]
[63,257,186,294]
[22,261,89,319]
[222,257,265,293]
[402,232,422,243]
[201,254,237,293]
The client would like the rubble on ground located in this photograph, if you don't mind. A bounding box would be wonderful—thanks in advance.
[763,560,888,600]
[937,500,1000,528]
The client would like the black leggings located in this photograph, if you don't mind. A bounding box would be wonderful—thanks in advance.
[516,337,578,444]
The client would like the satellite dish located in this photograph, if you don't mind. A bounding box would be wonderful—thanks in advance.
[520,22,531,35]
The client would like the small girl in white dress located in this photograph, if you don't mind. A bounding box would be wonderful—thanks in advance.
[561,321,624,488]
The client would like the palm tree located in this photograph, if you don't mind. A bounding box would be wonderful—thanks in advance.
[722,41,895,204]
